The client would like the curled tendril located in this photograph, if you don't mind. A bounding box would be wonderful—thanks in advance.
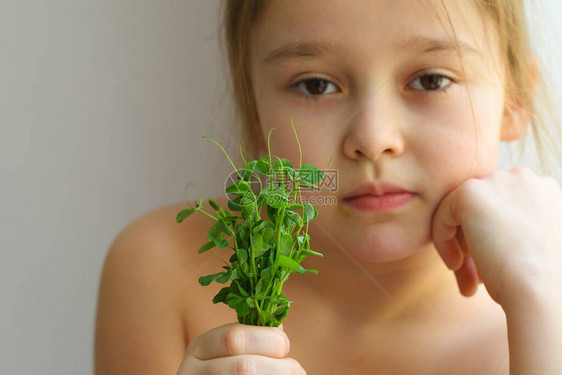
[184,183,203,209]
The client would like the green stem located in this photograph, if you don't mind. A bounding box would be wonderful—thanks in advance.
[202,136,243,181]
[254,301,265,325]
[289,115,302,170]
[211,249,229,267]
[266,128,275,172]
[248,216,256,290]
[274,206,286,265]
[195,208,218,222]
[239,141,247,165]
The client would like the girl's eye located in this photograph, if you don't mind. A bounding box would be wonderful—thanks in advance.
[408,74,454,93]
[290,77,339,101]
[290,73,454,101]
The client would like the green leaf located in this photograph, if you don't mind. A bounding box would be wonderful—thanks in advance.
[263,227,275,244]
[295,268,319,274]
[240,160,258,181]
[238,248,248,264]
[264,187,288,209]
[218,220,234,237]
[298,180,322,191]
[213,238,229,249]
[236,300,250,317]
[273,305,289,320]
[303,203,318,224]
[246,297,256,308]
[296,234,310,249]
[244,160,258,171]
[252,220,275,235]
[273,158,293,170]
[212,287,230,304]
[226,292,244,307]
[260,267,272,279]
[207,222,225,243]
[240,199,255,220]
[301,248,324,257]
[226,180,252,196]
[228,198,242,211]
[252,234,266,257]
[216,270,231,283]
[284,210,303,226]
[176,208,196,223]
[265,204,277,221]
[233,280,249,297]
[278,255,304,272]
[230,267,241,280]
[255,277,266,294]
[279,233,294,256]
[208,198,220,211]
[255,267,273,296]
[272,158,294,179]
[256,157,270,174]
[298,163,324,184]
[239,191,257,207]
[286,168,297,183]
[198,241,215,254]
[221,213,239,223]
[199,272,224,286]
[286,203,304,211]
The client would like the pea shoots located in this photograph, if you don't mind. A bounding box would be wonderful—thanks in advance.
[176,117,331,327]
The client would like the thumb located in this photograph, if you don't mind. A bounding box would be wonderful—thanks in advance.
[432,188,465,271]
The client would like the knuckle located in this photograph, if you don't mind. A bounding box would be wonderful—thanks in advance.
[458,178,484,198]
[279,331,290,356]
[184,338,197,355]
[176,358,195,375]
[234,356,257,375]
[512,166,533,177]
[285,358,304,375]
[542,175,561,189]
[223,326,246,355]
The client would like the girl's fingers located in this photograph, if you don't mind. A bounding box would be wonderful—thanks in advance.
[431,190,465,271]
[454,255,479,297]
[456,227,469,255]
[188,354,306,375]
[187,323,290,361]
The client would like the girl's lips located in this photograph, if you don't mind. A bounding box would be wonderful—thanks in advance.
[342,192,415,212]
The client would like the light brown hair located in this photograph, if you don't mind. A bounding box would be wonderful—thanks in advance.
[219,0,561,173]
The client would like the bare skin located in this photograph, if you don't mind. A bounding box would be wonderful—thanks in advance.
[95,0,562,370]
[164,197,509,374]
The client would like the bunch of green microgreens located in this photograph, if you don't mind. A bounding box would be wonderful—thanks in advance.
[176,118,332,327]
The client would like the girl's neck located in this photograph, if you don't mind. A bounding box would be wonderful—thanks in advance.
[291,238,469,327]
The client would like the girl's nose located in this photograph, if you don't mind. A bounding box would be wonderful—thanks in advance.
[342,88,405,162]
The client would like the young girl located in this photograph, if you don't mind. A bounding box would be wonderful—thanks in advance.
[95,0,562,374]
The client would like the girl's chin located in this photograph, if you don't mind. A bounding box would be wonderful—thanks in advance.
[353,245,422,263]
[337,227,432,263]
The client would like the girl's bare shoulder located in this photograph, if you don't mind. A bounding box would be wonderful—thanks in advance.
[96,197,234,369]
[94,198,223,373]
[144,197,238,339]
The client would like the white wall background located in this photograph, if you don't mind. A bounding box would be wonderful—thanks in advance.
[1,1,560,373]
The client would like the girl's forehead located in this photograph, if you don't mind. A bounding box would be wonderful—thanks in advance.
[252,0,497,67]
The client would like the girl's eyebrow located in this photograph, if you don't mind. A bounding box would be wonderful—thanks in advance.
[261,36,479,65]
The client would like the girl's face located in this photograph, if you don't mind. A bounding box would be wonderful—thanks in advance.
[250,0,512,264]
